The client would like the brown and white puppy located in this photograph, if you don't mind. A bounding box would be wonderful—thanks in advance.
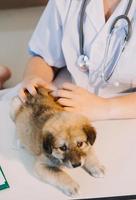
[10,87,105,197]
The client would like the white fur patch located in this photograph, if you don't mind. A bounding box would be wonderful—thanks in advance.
[10,97,22,121]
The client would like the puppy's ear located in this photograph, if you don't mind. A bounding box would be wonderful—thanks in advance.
[83,124,96,145]
[43,132,54,154]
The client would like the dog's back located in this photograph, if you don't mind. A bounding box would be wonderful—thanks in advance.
[10,87,63,155]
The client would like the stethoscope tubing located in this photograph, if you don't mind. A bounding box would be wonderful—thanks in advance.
[124,0,133,15]
[79,0,133,65]
[110,15,132,41]
[79,0,91,55]
[78,0,133,94]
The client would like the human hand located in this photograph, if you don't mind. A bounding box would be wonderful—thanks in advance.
[51,83,109,121]
[19,76,56,102]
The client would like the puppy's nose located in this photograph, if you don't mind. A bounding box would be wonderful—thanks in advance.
[72,162,81,168]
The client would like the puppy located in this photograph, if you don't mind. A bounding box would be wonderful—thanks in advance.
[10,87,105,197]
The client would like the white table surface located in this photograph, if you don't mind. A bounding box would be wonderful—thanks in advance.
[0,70,136,200]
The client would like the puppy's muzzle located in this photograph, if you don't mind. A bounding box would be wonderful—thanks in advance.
[63,149,86,168]
[72,162,81,168]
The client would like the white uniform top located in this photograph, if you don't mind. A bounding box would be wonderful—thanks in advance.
[29,0,136,97]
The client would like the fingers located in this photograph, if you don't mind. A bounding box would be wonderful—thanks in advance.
[57,98,75,107]
[64,107,74,112]
[18,89,27,103]
[18,78,56,103]
[18,81,75,104]
[51,83,79,99]
[27,85,37,96]
[61,82,78,91]
[34,79,56,91]
[18,83,38,103]
[51,89,73,99]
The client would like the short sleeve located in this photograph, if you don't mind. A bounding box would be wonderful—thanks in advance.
[28,0,66,68]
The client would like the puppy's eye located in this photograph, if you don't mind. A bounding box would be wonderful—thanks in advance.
[59,144,67,152]
[77,141,83,148]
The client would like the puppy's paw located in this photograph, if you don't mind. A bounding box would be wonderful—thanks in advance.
[62,180,80,197]
[89,165,105,178]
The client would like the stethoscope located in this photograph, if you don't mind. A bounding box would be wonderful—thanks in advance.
[77,0,133,94]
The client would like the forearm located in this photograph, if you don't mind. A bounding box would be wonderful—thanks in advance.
[107,93,136,120]
[23,56,55,83]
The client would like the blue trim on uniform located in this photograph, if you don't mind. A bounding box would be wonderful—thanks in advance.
[28,48,42,58]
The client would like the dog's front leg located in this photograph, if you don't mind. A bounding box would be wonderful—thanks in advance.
[83,148,105,178]
[35,155,79,197]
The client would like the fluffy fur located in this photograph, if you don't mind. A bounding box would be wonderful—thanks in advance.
[10,87,105,197]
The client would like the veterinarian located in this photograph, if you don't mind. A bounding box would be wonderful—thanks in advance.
[19,0,136,121]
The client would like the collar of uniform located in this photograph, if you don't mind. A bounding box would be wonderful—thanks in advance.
[85,0,133,33]
[85,0,105,32]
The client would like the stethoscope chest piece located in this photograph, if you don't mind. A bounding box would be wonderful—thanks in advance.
[77,55,90,72]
